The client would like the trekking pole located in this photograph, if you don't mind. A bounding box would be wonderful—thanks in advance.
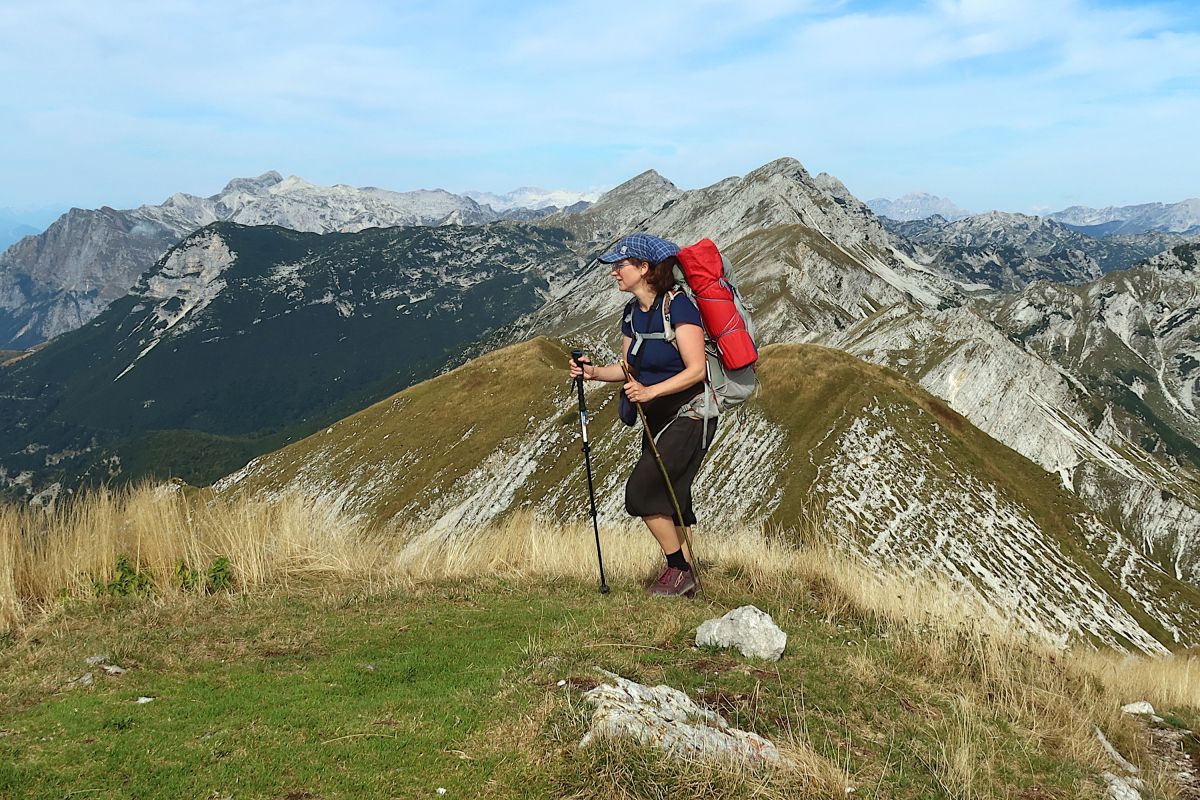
[571,350,609,595]
[619,360,703,597]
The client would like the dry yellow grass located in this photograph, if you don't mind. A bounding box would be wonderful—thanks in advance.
[0,484,384,626]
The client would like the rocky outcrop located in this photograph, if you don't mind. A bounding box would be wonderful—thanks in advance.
[580,671,781,763]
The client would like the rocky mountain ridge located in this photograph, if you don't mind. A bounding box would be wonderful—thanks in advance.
[518,158,956,350]
[976,244,1200,567]
[881,211,1197,290]
[822,247,1200,582]
[0,221,579,498]
[0,172,582,348]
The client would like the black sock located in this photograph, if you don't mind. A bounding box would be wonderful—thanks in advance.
[665,549,691,571]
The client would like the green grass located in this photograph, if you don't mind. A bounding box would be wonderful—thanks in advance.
[0,572,1132,800]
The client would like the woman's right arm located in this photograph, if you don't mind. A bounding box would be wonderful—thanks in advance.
[568,336,632,382]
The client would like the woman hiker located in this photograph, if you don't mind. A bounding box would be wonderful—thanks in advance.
[568,233,715,597]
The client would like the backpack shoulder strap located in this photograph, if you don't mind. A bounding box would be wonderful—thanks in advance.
[660,287,683,345]
[627,293,674,358]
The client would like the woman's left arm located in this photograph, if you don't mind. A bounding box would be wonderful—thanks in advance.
[623,323,706,402]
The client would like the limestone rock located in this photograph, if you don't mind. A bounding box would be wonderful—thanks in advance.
[1121,701,1157,716]
[696,605,787,661]
[580,671,779,763]
[1101,772,1144,800]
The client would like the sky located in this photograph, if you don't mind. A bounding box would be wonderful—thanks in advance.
[2,0,1198,216]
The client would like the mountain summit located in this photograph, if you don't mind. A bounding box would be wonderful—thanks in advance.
[868,192,970,221]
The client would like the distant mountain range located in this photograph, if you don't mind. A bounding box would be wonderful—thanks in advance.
[4,173,1194,353]
[0,173,591,348]
[1048,198,1200,235]
[869,193,1200,237]
[882,211,1193,289]
[867,193,971,221]
[464,186,600,211]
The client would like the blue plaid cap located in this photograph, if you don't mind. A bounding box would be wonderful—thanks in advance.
[598,233,679,265]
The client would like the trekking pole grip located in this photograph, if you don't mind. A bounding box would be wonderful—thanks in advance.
[570,349,588,413]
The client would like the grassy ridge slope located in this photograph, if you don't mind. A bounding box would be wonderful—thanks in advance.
[219,337,1200,651]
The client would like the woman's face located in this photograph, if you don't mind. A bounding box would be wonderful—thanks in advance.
[610,259,647,292]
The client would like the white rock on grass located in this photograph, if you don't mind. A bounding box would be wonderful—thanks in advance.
[1101,771,1144,800]
[1121,701,1156,716]
[696,606,787,661]
[580,670,779,763]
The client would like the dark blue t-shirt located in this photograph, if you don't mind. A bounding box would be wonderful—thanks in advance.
[621,292,703,386]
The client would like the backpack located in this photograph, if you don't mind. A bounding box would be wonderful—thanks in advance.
[623,238,759,446]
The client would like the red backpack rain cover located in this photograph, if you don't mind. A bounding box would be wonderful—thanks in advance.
[675,239,758,370]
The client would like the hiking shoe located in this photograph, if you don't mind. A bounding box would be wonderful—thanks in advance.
[645,566,672,591]
[646,567,696,597]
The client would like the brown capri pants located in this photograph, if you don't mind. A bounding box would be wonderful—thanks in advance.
[624,416,717,526]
